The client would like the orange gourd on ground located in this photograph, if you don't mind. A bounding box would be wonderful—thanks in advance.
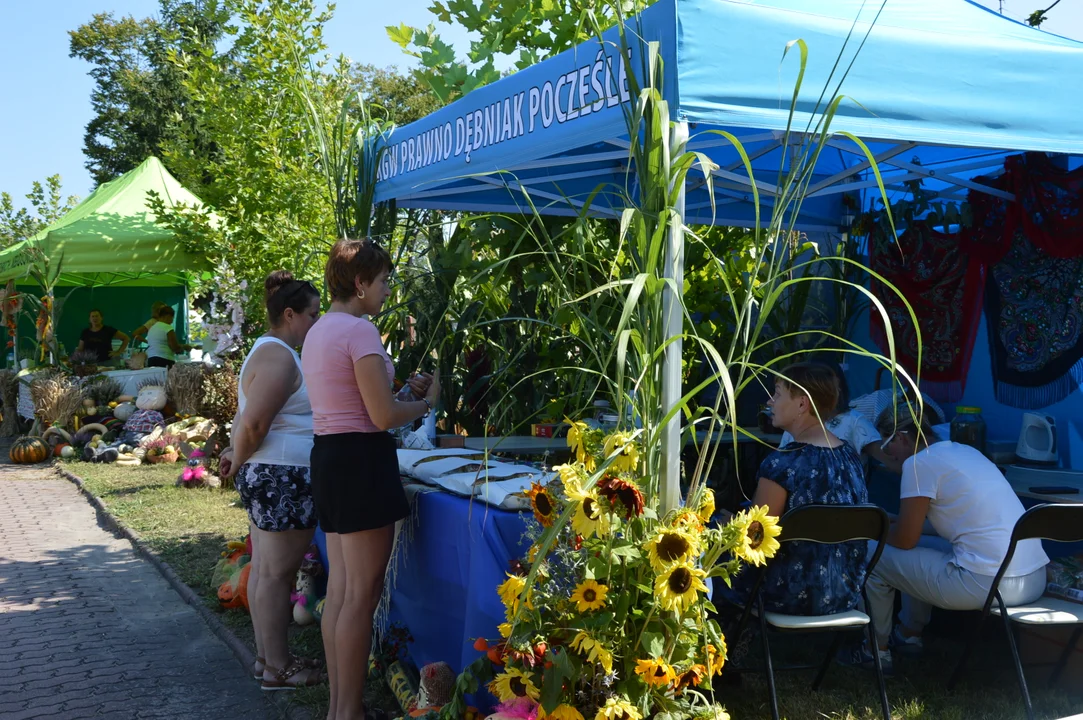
[10,437,48,464]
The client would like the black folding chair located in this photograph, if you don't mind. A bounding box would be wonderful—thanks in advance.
[948,503,1083,720]
[734,504,891,720]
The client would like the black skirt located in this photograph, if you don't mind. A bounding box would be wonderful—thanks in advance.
[310,431,408,534]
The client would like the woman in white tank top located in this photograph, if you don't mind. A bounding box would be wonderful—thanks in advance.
[218,271,323,691]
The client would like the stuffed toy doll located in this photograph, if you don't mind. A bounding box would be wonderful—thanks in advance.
[177,449,221,489]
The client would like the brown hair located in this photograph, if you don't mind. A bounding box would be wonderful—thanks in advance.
[324,239,393,302]
[151,301,166,318]
[875,399,940,443]
[778,362,839,420]
[264,270,320,326]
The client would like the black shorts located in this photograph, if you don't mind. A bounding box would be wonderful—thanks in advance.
[310,432,409,534]
[147,356,175,369]
[235,462,317,532]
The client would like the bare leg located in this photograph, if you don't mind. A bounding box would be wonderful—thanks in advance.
[323,532,345,720]
[334,525,395,720]
[254,526,317,679]
[248,523,264,672]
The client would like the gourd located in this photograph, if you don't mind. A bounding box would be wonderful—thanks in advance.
[113,402,136,422]
[10,437,49,464]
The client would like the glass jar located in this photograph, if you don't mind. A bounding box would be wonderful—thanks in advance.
[951,406,987,455]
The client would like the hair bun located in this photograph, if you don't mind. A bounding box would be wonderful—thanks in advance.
[265,270,295,295]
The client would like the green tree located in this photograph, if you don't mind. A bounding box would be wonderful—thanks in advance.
[352,64,443,125]
[68,0,227,185]
[0,175,80,248]
[388,0,644,102]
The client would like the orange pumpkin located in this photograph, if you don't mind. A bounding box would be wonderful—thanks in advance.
[10,437,48,464]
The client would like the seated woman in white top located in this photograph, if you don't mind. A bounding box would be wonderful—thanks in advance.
[863,402,1048,672]
[778,362,901,473]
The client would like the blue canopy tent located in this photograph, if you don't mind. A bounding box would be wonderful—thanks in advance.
[374,0,1083,506]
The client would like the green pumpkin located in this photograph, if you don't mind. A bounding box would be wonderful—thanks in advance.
[10,437,49,464]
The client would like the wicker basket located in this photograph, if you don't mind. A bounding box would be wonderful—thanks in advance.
[146,451,179,464]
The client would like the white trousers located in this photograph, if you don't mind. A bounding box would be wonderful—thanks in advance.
[866,535,1047,647]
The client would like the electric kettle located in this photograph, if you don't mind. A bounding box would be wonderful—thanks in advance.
[1016,413,1057,465]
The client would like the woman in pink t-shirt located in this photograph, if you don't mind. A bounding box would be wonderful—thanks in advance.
[302,238,438,720]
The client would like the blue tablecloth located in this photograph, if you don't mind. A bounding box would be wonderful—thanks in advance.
[314,489,530,674]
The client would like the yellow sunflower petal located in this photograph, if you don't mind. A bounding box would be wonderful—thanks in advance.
[595,698,642,720]
[654,563,708,613]
[570,579,608,613]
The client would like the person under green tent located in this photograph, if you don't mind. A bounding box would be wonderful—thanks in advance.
[144,306,194,369]
[131,301,167,345]
[76,309,129,363]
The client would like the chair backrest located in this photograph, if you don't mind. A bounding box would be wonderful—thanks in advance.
[982,503,1083,616]
[778,504,889,545]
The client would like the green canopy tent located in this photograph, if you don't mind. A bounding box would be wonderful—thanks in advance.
[0,157,215,361]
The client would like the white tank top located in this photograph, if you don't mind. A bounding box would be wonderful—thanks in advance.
[238,336,313,467]
[146,322,175,360]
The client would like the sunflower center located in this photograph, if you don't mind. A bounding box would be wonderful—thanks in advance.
[583,497,598,519]
[668,567,693,594]
[509,677,528,696]
[653,665,668,678]
[535,492,553,516]
[657,533,690,562]
[583,588,597,602]
[748,521,764,549]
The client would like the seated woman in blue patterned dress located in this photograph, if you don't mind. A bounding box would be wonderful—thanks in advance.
[719,362,869,617]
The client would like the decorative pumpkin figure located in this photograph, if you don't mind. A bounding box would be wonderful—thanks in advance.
[10,436,49,464]
[113,402,136,422]
[135,384,167,411]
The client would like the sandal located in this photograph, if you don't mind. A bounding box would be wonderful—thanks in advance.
[291,654,323,670]
[262,658,323,691]
[252,656,265,680]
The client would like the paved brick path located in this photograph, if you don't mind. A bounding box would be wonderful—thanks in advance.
[0,464,283,720]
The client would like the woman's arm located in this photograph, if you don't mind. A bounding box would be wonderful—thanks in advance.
[166,330,191,354]
[751,477,789,518]
[226,345,296,473]
[888,496,932,549]
[131,323,150,342]
[862,441,902,474]
[354,355,438,431]
[112,330,130,356]
[76,339,86,353]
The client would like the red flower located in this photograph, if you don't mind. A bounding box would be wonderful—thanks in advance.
[598,475,645,519]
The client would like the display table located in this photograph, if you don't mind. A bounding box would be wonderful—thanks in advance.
[17,367,167,419]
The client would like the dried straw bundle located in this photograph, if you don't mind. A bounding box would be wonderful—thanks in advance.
[0,369,20,437]
[200,363,238,425]
[167,363,204,417]
[30,370,84,429]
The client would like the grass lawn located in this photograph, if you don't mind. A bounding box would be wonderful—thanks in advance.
[52,459,1083,720]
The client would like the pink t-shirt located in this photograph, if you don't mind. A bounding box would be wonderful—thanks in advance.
[301,312,395,435]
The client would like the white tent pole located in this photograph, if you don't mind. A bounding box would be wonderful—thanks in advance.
[661,120,689,515]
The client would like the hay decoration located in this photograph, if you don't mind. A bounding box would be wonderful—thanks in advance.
[29,369,84,430]
[83,375,123,406]
[0,369,20,437]
[68,349,100,377]
[200,363,238,425]
[167,363,205,417]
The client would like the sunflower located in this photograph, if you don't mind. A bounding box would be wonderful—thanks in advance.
[567,484,610,539]
[565,417,591,464]
[525,482,558,527]
[654,562,708,613]
[705,640,727,676]
[498,622,513,639]
[645,527,700,572]
[554,462,582,489]
[672,509,705,533]
[696,487,716,523]
[595,698,642,720]
[674,664,707,692]
[569,631,614,673]
[732,505,782,567]
[489,667,540,702]
[598,475,645,519]
[540,705,585,720]
[634,657,676,687]
[570,579,608,613]
[602,431,640,473]
[497,573,532,615]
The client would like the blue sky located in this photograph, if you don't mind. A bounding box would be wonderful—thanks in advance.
[1,0,1081,210]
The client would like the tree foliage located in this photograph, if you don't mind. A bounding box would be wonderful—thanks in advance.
[69,0,228,186]
[387,0,645,102]
[0,176,80,248]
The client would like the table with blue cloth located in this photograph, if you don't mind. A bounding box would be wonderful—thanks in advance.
[315,487,530,674]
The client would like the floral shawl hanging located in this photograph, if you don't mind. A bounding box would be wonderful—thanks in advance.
[870,222,984,403]
[969,154,1083,409]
